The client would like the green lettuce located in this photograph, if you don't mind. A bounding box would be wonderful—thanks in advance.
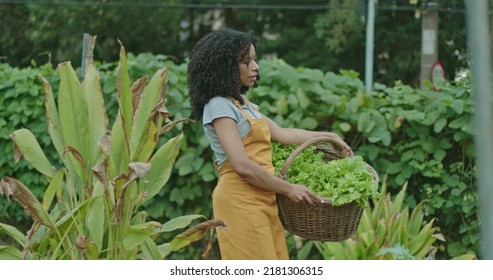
[272,142,380,207]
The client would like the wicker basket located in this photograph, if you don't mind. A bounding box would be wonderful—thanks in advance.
[276,136,379,242]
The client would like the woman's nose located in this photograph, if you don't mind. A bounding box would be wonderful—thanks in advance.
[251,60,259,71]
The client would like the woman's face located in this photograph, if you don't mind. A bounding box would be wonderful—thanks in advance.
[238,44,259,87]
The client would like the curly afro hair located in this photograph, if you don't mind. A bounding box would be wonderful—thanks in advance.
[187,28,259,120]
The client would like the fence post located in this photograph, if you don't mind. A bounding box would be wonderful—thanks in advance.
[81,33,97,79]
[465,0,493,260]
[365,0,377,92]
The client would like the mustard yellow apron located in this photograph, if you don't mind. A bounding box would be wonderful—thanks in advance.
[212,99,289,260]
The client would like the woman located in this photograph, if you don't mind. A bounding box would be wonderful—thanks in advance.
[187,28,353,260]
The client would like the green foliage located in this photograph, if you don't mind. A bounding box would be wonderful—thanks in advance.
[314,180,443,260]
[0,53,477,259]
[248,59,477,259]
[0,46,220,260]
[0,62,59,228]
[314,0,468,87]
[1,1,470,87]
[1,1,186,67]
[272,143,379,207]
[376,244,417,260]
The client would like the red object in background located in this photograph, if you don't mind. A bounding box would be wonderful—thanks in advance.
[431,61,446,92]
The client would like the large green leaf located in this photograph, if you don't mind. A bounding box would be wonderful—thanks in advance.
[161,214,204,233]
[139,237,163,260]
[357,112,375,133]
[392,185,406,213]
[116,41,133,143]
[121,221,162,250]
[137,133,183,204]
[298,117,317,130]
[0,223,26,246]
[168,220,224,253]
[55,197,95,235]
[129,68,169,159]
[57,62,90,172]
[110,114,130,177]
[85,182,105,251]
[296,88,310,109]
[134,120,159,162]
[82,62,108,168]
[40,75,65,159]
[11,128,54,178]
[42,168,64,210]
[0,246,22,260]
[158,243,172,259]
[0,177,56,229]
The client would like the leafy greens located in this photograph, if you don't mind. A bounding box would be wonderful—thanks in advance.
[272,142,380,207]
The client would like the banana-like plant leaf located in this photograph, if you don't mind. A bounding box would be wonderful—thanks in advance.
[161,214,205,233]
[121,221,162,250]
[139,237,163,260]
[410,219,436,256]
[129,68,169,159]
[451,253,477,260]
[11,128,54,178]
[57,62,90,172]
[40,75,64,160]
[169,230,203,253]
[85,182,105,251]
[392,184,406,213]
[325,241,347,260]
[0,177,56,230]
[114,163,148,224]
[63,146,88,183]
[371,181,386,226]
[399,207,410,243]
[0,223,26,246]
[92,158,109,187]
[110,114,130,177]
[169,220,226,253]
[0,246,22,260]
[116,41,133,144]
[138,133,183,204]
[408,202,425,237]
[359,209,372,232]
[82,62,108,168]
[158,243,172,259]
[158,118,194,136]
[42,168,64,210]
[134,120,159,162]
[414,236,437,259]
[55,197,95,235]
[131,77,147,117]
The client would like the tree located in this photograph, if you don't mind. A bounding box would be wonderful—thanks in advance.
[314,0,469,87]
[0,1,477,88]
[1,0,187,67]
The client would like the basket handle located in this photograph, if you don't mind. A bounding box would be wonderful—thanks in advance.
[278,136,379,183]
[278,136,346,180]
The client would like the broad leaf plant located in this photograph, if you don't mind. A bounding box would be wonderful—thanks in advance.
[0,43,222,260]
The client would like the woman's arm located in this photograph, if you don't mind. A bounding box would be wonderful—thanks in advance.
[265,116,353,156]
[212,117,321,203]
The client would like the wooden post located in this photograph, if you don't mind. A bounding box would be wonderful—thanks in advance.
[420,1,439,89]
[81,33,97,79]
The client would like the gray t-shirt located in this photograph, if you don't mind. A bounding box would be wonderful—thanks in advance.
[203,96,263,167]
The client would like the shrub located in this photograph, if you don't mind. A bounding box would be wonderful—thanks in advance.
[0,44,221,259]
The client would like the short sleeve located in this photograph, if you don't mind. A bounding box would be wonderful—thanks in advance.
[203,96,238,126]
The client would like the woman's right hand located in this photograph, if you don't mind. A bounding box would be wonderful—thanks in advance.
[285,183,322,204]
